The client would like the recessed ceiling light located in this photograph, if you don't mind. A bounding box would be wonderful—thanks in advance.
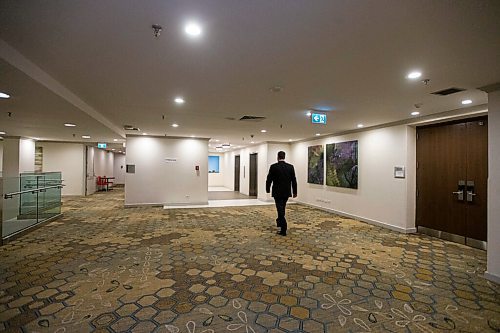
[315,133,321,136]
[261,129,267,133]
[0,131,5,135]
[0,92,10,99]
[82,135,91,139]
[407,71,422,79]
[288,139,292,141]
[357,124,364,128]
[143,133,147,135]
[190,135,195,138]
[411,111,420,116]
[113,139,118,142]
[64,123,76,127]
[461,99,472,105]
[185,22,202,37]
[251,141,255,144]
[174,97,185,104]
[215,139,220,142]
[172,123,179,127]
[306,111,312,117]
[112,149,115,151]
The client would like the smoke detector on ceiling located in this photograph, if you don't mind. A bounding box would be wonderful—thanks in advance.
[152,24,162,37]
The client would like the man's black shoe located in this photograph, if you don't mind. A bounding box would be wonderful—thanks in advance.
[277,231,286,236]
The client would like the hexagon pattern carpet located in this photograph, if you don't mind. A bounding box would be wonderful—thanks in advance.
[1,188,499,332]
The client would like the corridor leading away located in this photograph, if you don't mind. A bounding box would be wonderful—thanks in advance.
[0,189,499,332]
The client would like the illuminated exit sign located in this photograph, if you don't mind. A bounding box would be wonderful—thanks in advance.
[97,143,107,149]
[311,113,327,124]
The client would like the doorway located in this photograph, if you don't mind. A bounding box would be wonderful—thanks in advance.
[234,155,240,192]
[416,116,488,249]
[249,153,258,197]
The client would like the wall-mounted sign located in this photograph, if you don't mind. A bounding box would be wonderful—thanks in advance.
[394,166,405,178]
[97,143,107,149]
[165,158,177,163]
[311,113,327,124]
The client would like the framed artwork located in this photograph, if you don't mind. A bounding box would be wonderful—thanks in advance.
[208,155,220,173]
[326,140,358,189]
[308,145,324,185]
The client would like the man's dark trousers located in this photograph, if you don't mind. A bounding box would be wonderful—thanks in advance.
[274,197,289,232]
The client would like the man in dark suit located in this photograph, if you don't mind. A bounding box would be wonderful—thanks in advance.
[266,151,297,236]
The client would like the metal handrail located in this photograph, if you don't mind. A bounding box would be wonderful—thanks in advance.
[3,185,65,199]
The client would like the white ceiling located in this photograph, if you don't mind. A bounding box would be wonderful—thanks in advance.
[0,0,499,151]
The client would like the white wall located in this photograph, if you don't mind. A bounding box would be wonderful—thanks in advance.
[113,153,126,185]
[125,136,208,206]
[94,149,113,177]
[290,125,416,233]
[208,153,225,187]
[487,90,500,283]
[37,142,85,196]
[19,138,35,173]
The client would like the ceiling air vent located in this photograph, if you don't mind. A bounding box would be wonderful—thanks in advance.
[239,115,266,121]
[123,125,140,131]
[431,87,465,96]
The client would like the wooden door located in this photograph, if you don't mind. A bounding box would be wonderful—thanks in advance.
[416,116,488,245]
[417,122,467,237]
[249,153,258,197]
[234,155,240,192]
[465,118,488,242]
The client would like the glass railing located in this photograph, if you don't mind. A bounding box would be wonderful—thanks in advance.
[1,172,63,239]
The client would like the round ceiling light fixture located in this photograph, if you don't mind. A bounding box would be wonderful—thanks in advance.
[0,131,6,135]
[185,22,202,37]
[82,135,91,139]
[407,71,422,79]
[174,97,185,104]
[64,123,76,127]
[411,111,420,116]
[306,111,312,117]
[260,129,267,133]
[172,123,179,128]
[461,99,472,105]
[0,92,11,99]
[357,124,364,128]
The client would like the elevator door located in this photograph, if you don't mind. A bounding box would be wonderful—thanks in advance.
[234,155,240,192]
[416,117,488,247]
[249,153,258,197]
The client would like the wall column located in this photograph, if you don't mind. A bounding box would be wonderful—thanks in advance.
[2,137,35,176]
[481,83,500,283]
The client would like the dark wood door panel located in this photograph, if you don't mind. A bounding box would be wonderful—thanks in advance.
[234,155,240,192]
[465,118,488,241]
[416,123,467,236]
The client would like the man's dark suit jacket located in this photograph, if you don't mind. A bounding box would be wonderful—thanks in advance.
[266,160,298,198]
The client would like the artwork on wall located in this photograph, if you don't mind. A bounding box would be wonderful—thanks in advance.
[307,145,324,185]
[326,140,358,189]
[208,155,220,173]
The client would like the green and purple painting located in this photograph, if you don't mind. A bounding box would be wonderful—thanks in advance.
[326,140,358,189]
[307,145,324,185]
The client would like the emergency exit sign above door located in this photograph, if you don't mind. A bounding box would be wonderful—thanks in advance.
[311,113,327,124]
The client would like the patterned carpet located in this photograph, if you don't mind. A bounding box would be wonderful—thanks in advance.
[1,188,499,332]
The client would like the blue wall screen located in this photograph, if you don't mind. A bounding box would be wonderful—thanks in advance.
[208,156,220,173]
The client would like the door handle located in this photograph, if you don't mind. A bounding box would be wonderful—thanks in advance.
[453,180,465,201]
[466,180,475,202]
[452,190,464,201]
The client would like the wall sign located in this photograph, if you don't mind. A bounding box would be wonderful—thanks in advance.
[394,166,405,178]
[311,113,327,124]
[97,143,107,149]
[165,158,177,163]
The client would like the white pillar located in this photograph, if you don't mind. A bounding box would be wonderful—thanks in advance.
[2,137,35,177]
[482,84,500,283]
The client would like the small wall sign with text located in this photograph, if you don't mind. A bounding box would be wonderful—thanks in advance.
[165,158,178,163]
[394,166,405,178]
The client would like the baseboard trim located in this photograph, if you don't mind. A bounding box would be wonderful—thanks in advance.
[484,272,500,284]
[298,201,416,234]
[125,201,208,208]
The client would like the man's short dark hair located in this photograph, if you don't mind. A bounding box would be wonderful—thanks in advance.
[278,151,286,160]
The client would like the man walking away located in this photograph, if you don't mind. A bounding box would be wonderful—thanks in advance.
[266,151,297,236]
